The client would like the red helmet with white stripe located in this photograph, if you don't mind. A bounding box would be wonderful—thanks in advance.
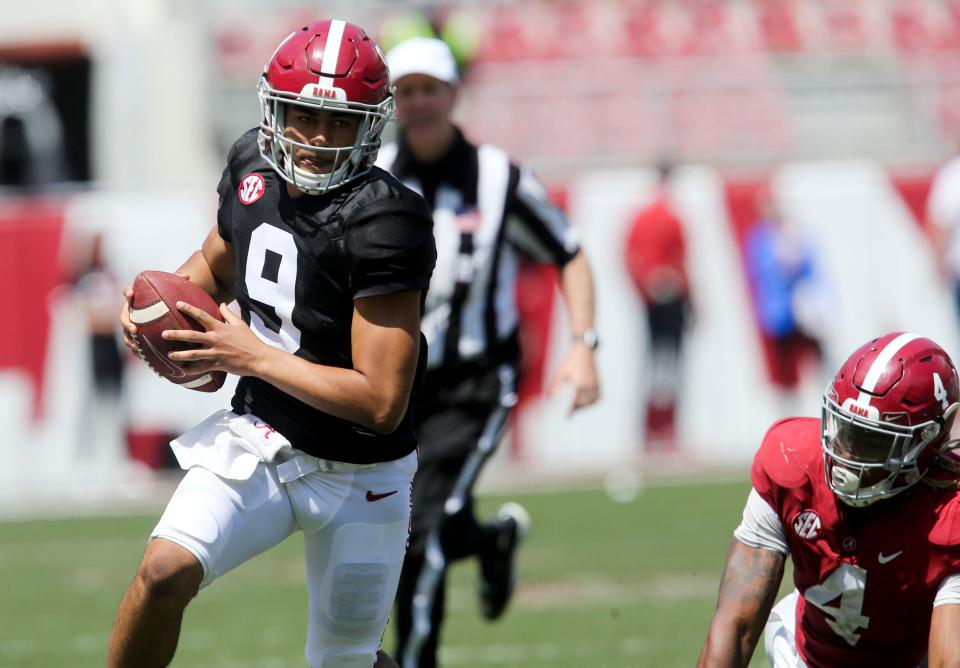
[257,19,393,194]
[822,332,960,506]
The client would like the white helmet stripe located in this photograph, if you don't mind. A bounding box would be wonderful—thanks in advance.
[318,19,346,88]
[856,332,921,404]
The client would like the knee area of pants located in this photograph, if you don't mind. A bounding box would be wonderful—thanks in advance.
[313,653,374,668]
[327,562,389,635]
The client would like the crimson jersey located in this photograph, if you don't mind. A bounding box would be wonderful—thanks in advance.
[752,417,960,668]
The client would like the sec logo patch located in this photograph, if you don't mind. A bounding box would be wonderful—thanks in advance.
[792,510,822,540]
[238,173,265,205]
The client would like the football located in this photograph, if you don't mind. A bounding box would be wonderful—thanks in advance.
[128,270,227,392]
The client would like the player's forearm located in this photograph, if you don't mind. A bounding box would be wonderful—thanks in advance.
[176,251,233,305]
[175,226,236,304]
[251,346,413,434]
[697,601,766,668]
[696,618,756,668]
[698,540,783,668]
[928,654,960,668]
[928,604,960,668]
[559,251,595,337]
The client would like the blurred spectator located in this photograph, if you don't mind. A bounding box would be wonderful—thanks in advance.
[377,12,437,53]
[745,190,827,395]
[0,67,69,189]
[434,6,482,73]
[377,9,480,77]
[69,232,130,476]
[926,145,960,319]
[624,162,691,451]
[0,116,31,186]
[72,233,124,398]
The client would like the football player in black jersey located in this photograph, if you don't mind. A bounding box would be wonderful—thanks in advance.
[109,20,434,668]
[378,37,601,668]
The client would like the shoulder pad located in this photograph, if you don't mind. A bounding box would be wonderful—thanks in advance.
[348,168,431,220]
[227,128,271,187]
[751,417,822,495]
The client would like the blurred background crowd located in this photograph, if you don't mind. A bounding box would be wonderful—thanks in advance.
[3,0,960,510]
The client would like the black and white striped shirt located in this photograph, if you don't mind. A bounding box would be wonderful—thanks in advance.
[377,128,579,372]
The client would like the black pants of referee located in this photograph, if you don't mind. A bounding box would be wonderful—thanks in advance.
[394,365,509,668]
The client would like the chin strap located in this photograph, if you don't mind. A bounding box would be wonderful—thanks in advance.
[832,465,892,507]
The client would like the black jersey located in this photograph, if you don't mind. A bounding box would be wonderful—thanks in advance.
[216,129,436,463]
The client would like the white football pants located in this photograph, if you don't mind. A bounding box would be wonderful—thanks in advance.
[764,590,806,668]
[152,448,416,668]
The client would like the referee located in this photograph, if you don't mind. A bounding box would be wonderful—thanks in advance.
[378,37,601,668]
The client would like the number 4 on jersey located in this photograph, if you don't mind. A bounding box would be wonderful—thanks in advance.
[803,563,870,646]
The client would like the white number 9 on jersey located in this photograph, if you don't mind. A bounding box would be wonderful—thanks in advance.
[245,224,302,353]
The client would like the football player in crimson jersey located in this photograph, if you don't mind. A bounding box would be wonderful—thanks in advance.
[698,332,960,668]
[109,20,435,668]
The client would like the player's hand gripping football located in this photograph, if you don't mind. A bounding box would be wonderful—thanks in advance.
[119,285,142,355]
[161,302,266,377]
[119,272,193,356]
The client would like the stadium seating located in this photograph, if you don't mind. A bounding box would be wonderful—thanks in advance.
[436,0,960,175]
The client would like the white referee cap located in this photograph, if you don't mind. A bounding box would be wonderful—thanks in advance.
[386,37,459,85]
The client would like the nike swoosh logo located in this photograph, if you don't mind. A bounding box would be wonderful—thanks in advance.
[141,334,185,378]
[878,550,904,564]
[366,490,398,502]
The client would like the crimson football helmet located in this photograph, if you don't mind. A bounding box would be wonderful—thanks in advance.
[822,332,960,506]
[257,19,393,194]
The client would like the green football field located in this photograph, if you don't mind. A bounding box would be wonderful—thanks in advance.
[0,478,783,667]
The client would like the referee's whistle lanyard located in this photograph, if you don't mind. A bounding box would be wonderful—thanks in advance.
[441,224,479,368]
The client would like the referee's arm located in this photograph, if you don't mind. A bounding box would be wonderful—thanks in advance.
[552,250,600,411]
[507,166,600,411]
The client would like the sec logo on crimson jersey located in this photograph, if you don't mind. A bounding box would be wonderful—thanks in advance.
[238,173,265,205]
[792,510,822,540]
